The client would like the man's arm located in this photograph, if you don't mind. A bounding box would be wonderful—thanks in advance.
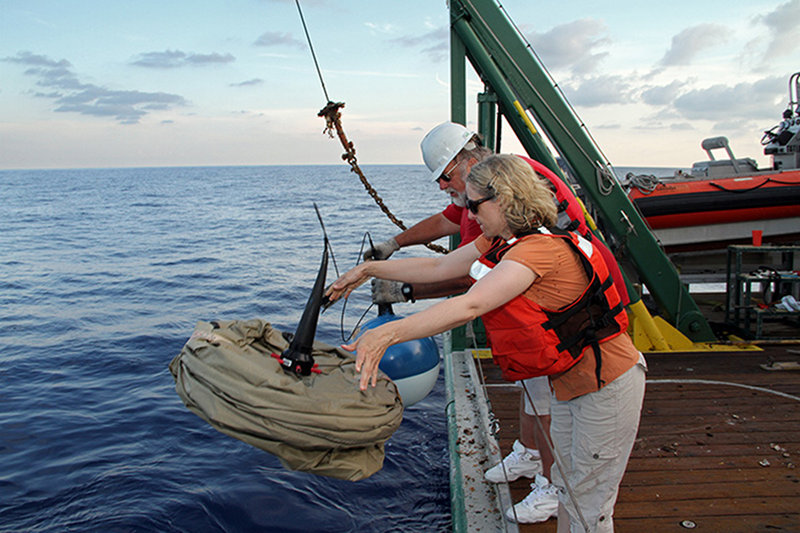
[402,276,473,300]
[368,212,461,260]
[367,211,467,301]
[394,212,460,248]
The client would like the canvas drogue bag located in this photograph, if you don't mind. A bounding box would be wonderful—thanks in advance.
[169,319,403,481]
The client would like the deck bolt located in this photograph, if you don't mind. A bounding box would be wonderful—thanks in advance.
[680,520,697,529]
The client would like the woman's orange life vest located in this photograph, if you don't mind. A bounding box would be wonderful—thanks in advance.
[469,228,628,384]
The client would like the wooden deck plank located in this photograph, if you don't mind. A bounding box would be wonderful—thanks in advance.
[478,345,800,532]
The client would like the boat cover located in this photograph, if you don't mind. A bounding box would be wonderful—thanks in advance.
[169,319,403,481]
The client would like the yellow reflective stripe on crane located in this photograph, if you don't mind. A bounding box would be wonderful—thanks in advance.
[513,100,537,135]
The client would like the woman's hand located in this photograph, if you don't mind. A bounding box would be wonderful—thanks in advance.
[325,263,371,303]
[341,325,395,391]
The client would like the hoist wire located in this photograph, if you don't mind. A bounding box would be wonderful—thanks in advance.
[294,2,448,255]
[295,0,330,103]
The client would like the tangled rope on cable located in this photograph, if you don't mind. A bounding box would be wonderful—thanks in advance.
[318,101,449,255]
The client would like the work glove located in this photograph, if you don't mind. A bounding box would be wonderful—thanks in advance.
[371,279,412,304]
[363,238,399,261]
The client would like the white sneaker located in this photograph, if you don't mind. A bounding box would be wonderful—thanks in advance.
[505,474,559,524]
[484,439,542,483]
[781,295,800,311]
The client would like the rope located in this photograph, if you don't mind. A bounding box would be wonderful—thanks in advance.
[520,381,591,532]
[317,102,449,255]
[647,378,800,402]
[293,3,447,255]
[626,172,660,195]
[708,177,784,194]
[294,1,447,255]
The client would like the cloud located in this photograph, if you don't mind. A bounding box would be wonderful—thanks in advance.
[563,74,636,107]
[641,80,685,106]
[5,51,86,90]
[254,31,305,49]
[55,88,186,124]
[658,24,729,66]
[230,78,264,87]
[390,27,449,63]
[523,19,610,75]
[4,51,70,69]
[185,52,236,65]
[673,76,784,122]
[131,50,235,68]
[364,22,396,35]
[759,0,800,59]
[3,51,187,124]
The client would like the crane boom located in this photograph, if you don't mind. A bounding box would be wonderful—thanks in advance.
[449,0,715,341]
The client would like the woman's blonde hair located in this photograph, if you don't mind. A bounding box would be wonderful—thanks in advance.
[467,154,557,234]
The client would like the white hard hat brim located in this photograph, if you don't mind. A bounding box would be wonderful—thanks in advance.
[430,135,473,181]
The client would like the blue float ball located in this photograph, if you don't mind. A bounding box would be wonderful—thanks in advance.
[360,310,440,407]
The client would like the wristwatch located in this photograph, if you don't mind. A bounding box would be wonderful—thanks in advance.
[401,283,415,302]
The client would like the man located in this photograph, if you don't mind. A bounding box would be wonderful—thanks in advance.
[366,121,489,299]
[368,121,559,524]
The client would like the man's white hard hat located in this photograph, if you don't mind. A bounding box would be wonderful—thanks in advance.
[420,122,477,181]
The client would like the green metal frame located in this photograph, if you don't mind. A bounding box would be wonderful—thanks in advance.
[443,334,467,533]
[448,0,715,341]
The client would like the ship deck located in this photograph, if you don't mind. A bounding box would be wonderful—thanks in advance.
[482,346,800,532]
[447,292,800,532]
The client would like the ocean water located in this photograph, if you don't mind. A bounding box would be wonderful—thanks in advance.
[0,165,453,533]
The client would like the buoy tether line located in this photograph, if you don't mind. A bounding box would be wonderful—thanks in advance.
[294,0,448,255]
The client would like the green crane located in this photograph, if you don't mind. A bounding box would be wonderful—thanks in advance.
[448,0,716,342]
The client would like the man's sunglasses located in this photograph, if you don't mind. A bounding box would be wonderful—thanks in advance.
[466,194,495,214]
[436,159,459,184]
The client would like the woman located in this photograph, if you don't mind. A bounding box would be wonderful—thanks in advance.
[327,154,645,533]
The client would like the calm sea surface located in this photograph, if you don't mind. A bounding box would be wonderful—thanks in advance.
[0,165,453,533]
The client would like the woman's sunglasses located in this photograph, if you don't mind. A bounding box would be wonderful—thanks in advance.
[466,194,494,214]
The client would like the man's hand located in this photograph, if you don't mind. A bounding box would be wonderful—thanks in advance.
[363,238,399,261]
[371,279,408,304]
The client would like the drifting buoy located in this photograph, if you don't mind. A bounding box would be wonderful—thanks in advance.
[360,308,440,407]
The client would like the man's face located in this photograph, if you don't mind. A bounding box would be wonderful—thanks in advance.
[436,156,470,207]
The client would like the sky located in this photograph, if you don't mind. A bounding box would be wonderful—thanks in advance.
[1,0,798,170]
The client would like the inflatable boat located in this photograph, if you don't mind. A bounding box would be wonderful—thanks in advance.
[626,72,800,253]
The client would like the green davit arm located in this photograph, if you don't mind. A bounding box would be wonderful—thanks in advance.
[448,0,715,341]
